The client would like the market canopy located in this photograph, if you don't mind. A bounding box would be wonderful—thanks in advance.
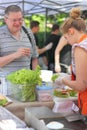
[0,0,87,18]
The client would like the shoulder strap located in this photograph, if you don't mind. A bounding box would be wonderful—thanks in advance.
[22,26,32,43]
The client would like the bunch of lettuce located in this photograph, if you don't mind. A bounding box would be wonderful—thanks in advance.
[6,66,42,85]
[6,66,42,101]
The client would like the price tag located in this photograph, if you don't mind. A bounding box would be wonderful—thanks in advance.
[72,103,79,112]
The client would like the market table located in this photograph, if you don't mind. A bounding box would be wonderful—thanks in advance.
[5,100,54,121]
[5,99,87,130]
[5,95,78,121]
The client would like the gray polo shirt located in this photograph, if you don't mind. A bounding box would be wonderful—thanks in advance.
[0,25,38,75]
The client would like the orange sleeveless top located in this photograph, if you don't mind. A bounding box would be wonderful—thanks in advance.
[71,34,87,115]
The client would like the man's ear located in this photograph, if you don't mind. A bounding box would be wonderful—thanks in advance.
[4,17,7,23]
[68,28,74,35]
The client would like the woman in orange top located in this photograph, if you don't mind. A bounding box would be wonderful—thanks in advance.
[59,7,87,115]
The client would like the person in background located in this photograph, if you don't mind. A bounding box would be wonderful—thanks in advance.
[56,7,87,115]
[0,5,38,95]
[45,24,61,72]
[30,20,53,69]
[55,35,71,73]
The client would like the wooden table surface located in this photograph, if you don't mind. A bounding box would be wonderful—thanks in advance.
[5,99,54,120]
[5,99,87,130]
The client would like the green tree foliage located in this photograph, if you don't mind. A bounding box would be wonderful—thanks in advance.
[0,19,5,26]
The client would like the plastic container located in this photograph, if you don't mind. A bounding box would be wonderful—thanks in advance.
[0,77,7,95]
[36,85,53,102]
[9,83,37,102]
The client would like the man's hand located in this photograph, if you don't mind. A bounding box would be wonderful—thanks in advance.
[55,64,61,73]
[14,48,31,58]
[45,42,53,50]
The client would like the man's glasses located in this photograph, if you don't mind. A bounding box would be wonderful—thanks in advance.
[6,17,24,23]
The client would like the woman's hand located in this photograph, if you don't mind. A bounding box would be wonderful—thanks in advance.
[55,74,71,86]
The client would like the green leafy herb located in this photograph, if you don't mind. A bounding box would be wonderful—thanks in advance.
[68,89,77,97]
[51,74,60,82]
[0,99,8,106]
[53,89,69,98]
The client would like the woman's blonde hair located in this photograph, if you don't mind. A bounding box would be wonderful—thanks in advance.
[61,8,86,34]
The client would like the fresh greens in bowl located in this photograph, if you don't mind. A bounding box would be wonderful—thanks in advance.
[6,66,42,101]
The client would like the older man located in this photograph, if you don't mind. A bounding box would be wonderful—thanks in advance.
[0,5,38,75]
[0,5,38,95]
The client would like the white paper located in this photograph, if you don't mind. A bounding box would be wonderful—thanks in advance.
[40,70,53,82]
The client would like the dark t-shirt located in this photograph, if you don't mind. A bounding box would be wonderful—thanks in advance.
[34,34,38,46]
[45,34,71,72]
[34,34,46,57]
[45,34,61,64]
[60,44,71,66]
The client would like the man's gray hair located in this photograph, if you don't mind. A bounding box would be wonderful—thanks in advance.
[5,5,22,16]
